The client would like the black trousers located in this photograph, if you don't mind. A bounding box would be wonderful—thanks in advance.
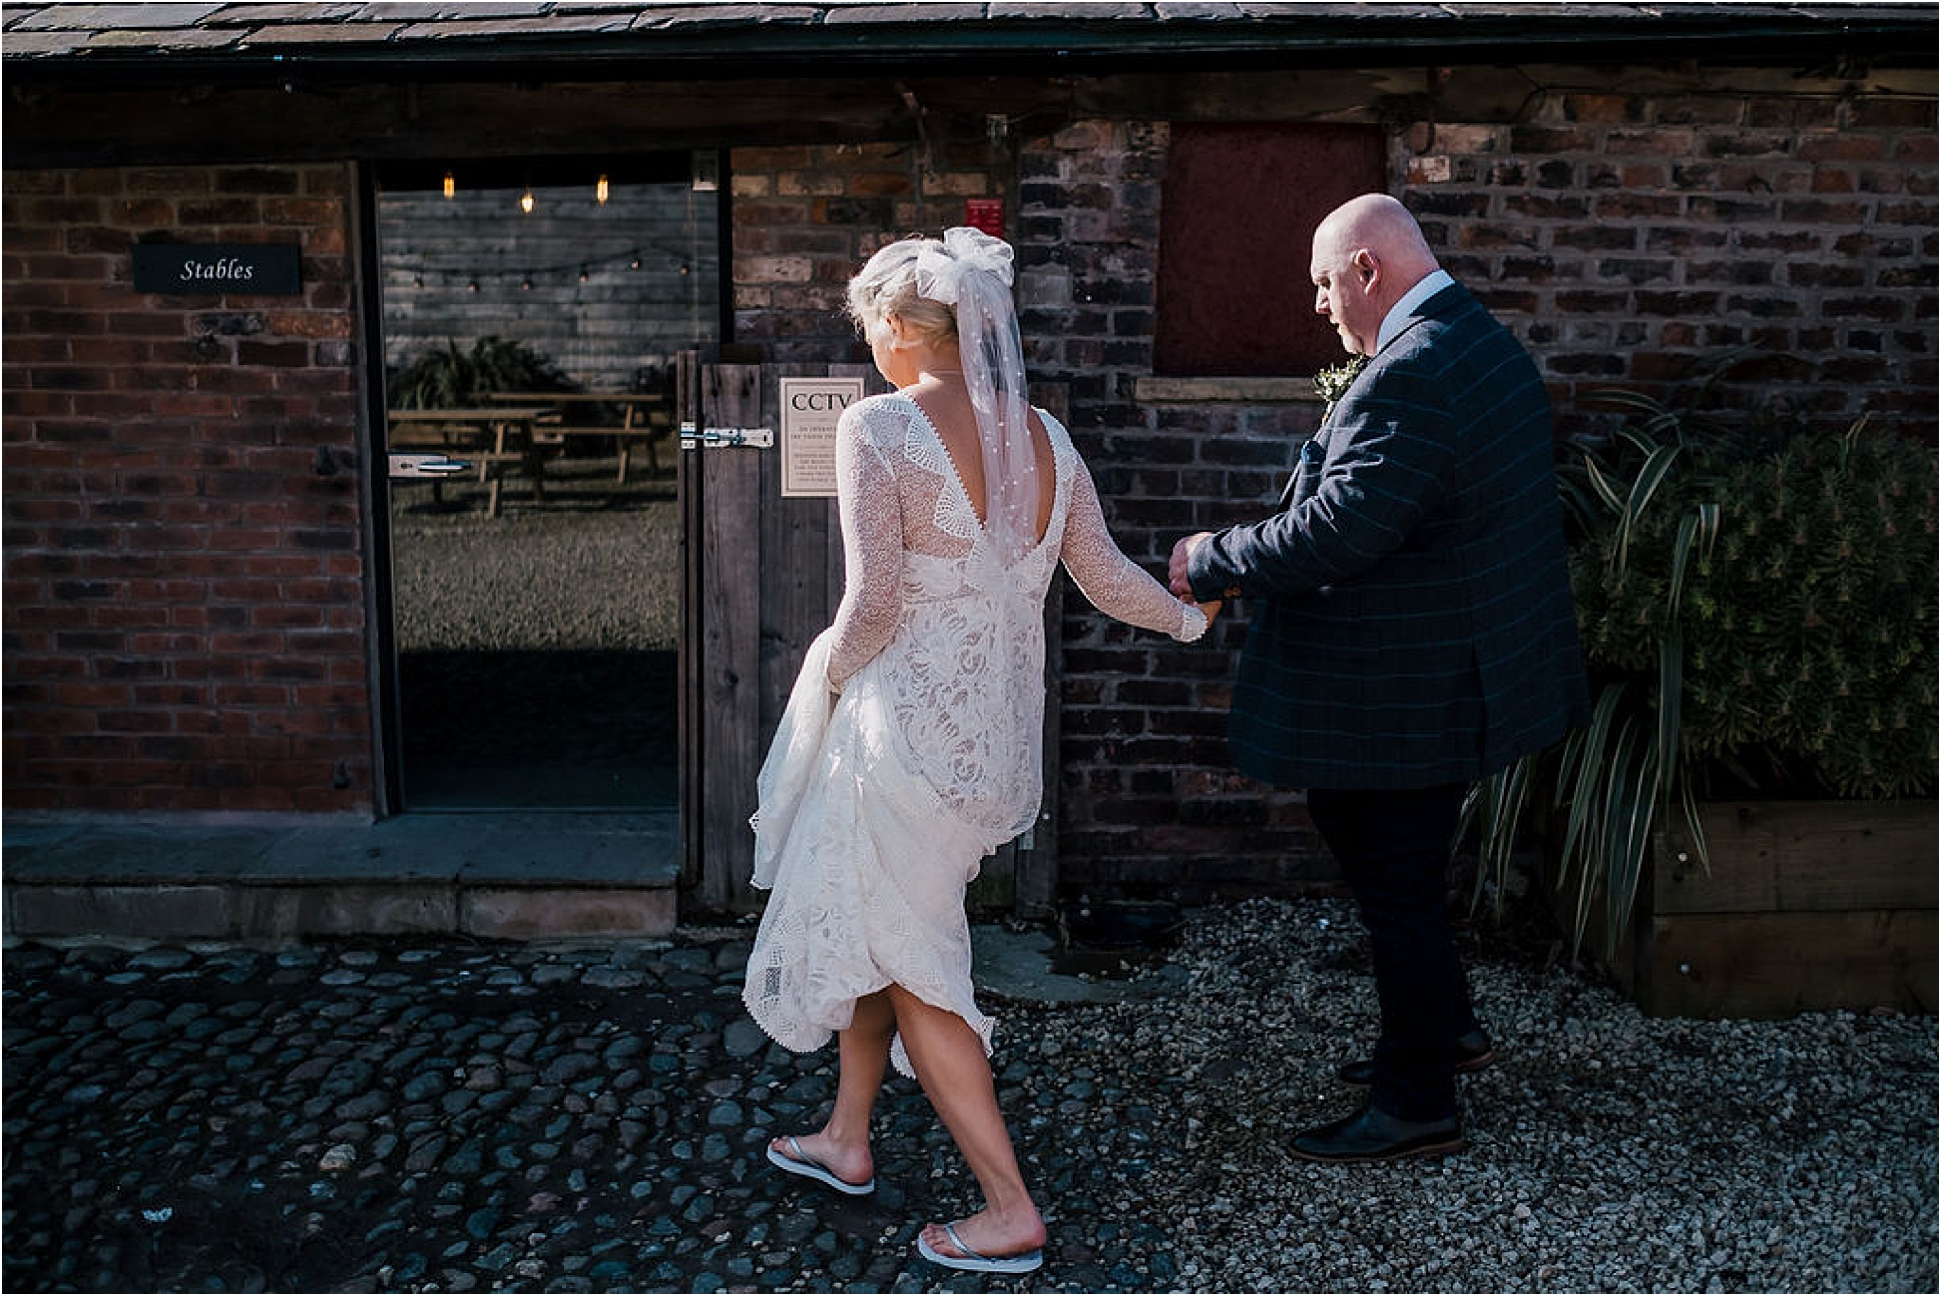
[1306,782,1482,1122]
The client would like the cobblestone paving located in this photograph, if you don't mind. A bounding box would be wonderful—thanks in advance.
[5,901,1935,1293]
[2,929,1176,1294]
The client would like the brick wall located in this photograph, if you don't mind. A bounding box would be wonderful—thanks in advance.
[1017,120,1331,898]
[732,127,1337,898]
[726,83,1936,903]
[1019,89,1937,902]
[1406,90,1939,437]
[730,142,1011,361]
[2,164,373,815]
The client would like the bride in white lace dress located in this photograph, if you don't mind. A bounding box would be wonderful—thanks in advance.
[741,228,1217,1275]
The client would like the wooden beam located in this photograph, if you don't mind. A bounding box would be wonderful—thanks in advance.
[1653,799,1939,916]
[13,61,1924,171]
[1635,909,1937,1018]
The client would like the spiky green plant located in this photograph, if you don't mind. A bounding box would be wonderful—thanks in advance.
[1463,363,1937,960]
[387,336,577,409]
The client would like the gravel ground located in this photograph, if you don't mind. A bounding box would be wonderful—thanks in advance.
[386,460,681,806]
[389,461,679,654]
[4,897,1934,1293]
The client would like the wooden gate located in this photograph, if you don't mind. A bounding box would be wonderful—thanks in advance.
[676,354,1063,918]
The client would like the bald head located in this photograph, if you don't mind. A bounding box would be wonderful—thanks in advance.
[1315,194,1439,280]
[1309,193,1443,357]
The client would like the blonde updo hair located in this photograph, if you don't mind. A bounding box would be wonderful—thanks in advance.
[845,235,959,347]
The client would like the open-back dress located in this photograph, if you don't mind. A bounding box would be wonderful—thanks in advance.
[742,392,1206,1074]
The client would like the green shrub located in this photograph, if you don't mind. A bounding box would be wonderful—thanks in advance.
[1465,357,1938,958]
[387,336,577,409]
[1574,423,1937,799]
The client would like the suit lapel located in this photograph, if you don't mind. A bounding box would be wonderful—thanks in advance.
[1280,283,1470,508]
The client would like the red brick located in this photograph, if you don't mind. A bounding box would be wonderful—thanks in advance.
[1605,130,1697,157]
[1563,94,1636,124]
[29,197,104,223]
[1847,98,1937,130]
[4,171,69,195]
[1798,135,1889,164]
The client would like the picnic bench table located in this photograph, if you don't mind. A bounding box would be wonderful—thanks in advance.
[486,391,673,478]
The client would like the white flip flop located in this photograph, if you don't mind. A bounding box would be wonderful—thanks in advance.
[916,1221,1045,1275]
[765,1135,875,1196]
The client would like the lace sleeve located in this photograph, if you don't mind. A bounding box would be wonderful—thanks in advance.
[826,404,907,689]
[1060,452,1208,642]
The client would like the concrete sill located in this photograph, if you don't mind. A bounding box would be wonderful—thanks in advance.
[1134,375,1324,404]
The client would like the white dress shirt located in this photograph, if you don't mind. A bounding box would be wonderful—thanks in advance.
[1376,268,1455,353]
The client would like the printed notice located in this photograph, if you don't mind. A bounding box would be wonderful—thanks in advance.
[780,376,865,498]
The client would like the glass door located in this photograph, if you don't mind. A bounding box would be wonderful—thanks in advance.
[372,152,721,809]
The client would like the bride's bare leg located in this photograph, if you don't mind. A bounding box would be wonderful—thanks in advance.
[886,984,1047,1259]
[772,981,892,1187]
[771,988,893,1186]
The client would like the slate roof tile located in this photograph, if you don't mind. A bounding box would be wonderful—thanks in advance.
[1,1,1930,63]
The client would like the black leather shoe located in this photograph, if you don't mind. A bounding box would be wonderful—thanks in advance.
[1336,1029,1494,1087]
[1289,1103,1465,1163]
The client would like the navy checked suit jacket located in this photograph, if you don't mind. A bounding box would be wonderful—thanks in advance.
[1187,281,1591,790]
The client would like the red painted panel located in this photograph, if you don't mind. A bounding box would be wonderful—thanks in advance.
[1155,123,1387,377]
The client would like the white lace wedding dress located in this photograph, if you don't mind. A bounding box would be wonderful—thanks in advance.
[742,393,1206,1074]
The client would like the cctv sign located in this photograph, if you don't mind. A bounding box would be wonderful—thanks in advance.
[780,376,866,498]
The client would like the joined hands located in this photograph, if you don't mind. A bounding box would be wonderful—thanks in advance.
[1170,531,1224,624]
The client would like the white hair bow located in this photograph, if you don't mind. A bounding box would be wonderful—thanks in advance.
[914,226,1015,305]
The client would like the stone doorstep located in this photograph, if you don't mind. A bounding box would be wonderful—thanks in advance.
[0,812,682,941]
[2,879,677,942]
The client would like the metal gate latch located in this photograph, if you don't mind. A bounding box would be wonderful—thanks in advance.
[388,453,472,478]
[681,424,775,450]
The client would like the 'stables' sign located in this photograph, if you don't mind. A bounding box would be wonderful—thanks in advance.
[132,243,302,296]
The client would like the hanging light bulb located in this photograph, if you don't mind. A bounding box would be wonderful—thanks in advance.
[629,255,641,270]
[521,277,533,291]
[520,186,535,214]
[596,174,610,205]
[467,279,479,293]
[578,266,590,284]
[443,171,455,199]
[413,273,424,288]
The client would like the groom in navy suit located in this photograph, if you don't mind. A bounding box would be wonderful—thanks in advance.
[1171,194,1589,1162]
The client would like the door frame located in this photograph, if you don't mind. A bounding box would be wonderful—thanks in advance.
[357,152,727,818]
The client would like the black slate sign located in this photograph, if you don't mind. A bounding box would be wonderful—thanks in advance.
[132,243,302,296]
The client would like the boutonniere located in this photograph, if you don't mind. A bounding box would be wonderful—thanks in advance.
[1313,355,1368,418]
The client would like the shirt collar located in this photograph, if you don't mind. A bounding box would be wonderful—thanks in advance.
[1376,268,1455,353]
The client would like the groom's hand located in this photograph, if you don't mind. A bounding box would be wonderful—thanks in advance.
[1169,532,1213,599]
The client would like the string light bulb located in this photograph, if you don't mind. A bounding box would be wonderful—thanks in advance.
[443,171,455,199]
[578,266,590,284]
[520,186,535,214]
[596,174,610,205]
